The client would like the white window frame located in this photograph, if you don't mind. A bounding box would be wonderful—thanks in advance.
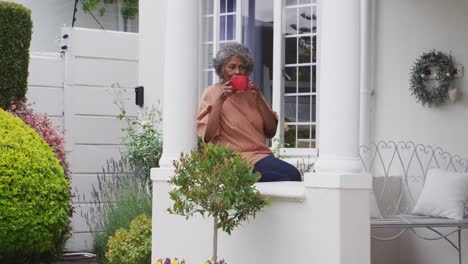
[272,0,318,158]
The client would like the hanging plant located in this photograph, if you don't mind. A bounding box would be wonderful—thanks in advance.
[409,50,455,107]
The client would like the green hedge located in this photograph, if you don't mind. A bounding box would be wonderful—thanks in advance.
[0,2,32,109]
[0,109,71,262]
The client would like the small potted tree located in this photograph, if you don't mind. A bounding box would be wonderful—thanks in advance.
[168,143,269,264]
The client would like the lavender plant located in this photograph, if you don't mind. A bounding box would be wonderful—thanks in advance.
[81,158,152,264]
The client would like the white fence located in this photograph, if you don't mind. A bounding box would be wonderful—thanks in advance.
[27,27,139,251]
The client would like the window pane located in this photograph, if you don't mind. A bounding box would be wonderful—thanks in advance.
[284,67,297,94]
[284,125,296,148]
[312,95,317,122]
[226,15,235,40]
[227,0,236,12]
[285,8,297,35]
[286,0,298,6]
[298,66,310,93]
[312,6,317,33]
[297,125,310,139]
[220,16,226,40]
[220,0,226,13]
[299,0,311,3]
[298,36,311,63]
[285,38,297,64]
[298,95,311,122]
[284,96,297,123]
[298,7,312,34]
[312,66,316,92]
[312,35,317,62]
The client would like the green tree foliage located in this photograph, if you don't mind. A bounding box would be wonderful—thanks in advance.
[168,143,269,262]
[0,2,32,109]
[81,0,138,31]
[0,109,70,262]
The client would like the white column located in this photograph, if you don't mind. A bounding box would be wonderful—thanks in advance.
[155,0,200,171]
[308,0,371,263]
[150,0,199,261]
[315,0,362,173]
[359,0,373,147]
[139,0,167,110]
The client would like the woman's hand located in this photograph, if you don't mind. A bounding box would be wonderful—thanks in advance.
[249,81,262,101]
[217,80,234,101]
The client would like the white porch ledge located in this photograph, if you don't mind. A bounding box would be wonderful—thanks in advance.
[254,182,306,202]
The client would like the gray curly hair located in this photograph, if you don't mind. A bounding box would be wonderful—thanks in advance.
[212,42,254,78]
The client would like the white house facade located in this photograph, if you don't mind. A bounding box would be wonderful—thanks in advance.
[12,0,468,262]
[142,0,468,263]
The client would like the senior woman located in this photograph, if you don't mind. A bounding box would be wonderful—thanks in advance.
[197,43,301,182]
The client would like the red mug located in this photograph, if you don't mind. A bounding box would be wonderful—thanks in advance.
[231,75,250,92]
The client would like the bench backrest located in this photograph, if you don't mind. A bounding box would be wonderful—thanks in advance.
[360,141,468,216]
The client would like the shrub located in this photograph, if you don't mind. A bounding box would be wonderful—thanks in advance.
[0,2,32,109]
[112,84,162,187]
[82,159,152,264]
[105,214,152,264]
[0,109,70,262]
[7,100,71,179]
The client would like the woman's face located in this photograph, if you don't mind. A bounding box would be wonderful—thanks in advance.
[221,56,247,82]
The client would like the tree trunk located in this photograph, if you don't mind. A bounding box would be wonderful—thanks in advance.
[213,216,218,262]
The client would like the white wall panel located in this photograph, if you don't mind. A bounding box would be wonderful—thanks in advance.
[73,57,138,87]
[64,232,94,252]
[72,28,139,60]
[71,116,127,145]
[71,204,95,233]
[27,86,63,116]
[70,145,125,174]
[372,0,468,263]
[29,53,64,87]
[49,116,64,130]
[71,174,124,203]
[23,27,140,252]
[71,86,138,116]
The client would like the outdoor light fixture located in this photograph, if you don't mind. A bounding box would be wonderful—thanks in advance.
[135,86,144,107]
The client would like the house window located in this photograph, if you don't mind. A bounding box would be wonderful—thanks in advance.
[200,0,318,157]
[200,0,242,94]
[282,0,317,152]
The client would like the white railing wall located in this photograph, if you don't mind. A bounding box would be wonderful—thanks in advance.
[27,27,140,252]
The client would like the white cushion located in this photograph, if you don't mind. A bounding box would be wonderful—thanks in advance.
[412,168,468,220]
[370,190,383,218]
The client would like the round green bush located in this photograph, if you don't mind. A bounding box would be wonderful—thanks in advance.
[0,109,70,259]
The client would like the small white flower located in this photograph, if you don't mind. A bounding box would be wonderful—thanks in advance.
[420,74,425,78]
[434,52,439,56]
[446,72,451,77]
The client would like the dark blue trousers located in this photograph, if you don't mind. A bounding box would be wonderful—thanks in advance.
[253,155,302,182]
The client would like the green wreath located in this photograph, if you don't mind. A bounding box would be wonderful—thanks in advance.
[409,50,455,107]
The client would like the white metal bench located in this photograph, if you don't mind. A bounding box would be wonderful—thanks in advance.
[360,141,468,264]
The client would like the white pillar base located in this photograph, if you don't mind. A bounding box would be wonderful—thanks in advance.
[306,171,372,264]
